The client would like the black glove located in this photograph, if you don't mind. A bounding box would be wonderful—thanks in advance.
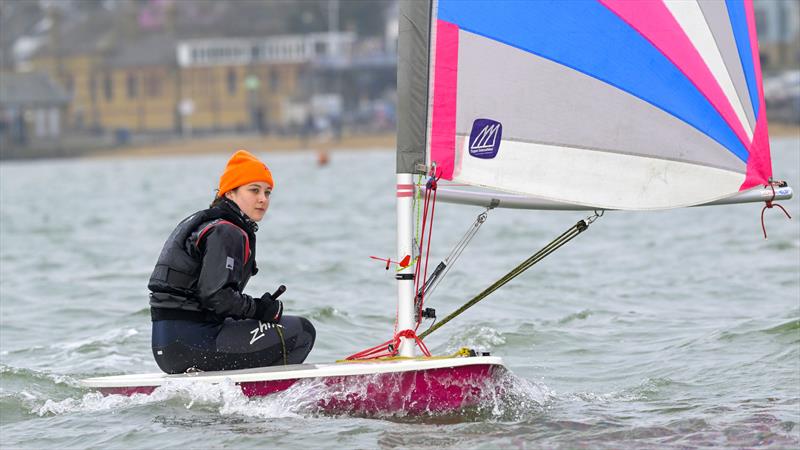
[255,292,283,323]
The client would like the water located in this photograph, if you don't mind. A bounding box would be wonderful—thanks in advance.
[1,139,798,449]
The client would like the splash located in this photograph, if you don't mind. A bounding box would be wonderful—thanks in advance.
[32,379,250,417]
[246,366,557,421]
[29,377,315,419]
[22,364,554,422]
[566,377,678,403]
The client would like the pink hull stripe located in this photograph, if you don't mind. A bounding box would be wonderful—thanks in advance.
[741,0,771,189]
[98,364,500,415]
[600,0,752,154]
[430,20,460,181]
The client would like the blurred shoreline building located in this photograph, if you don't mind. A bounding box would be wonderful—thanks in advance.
[2,0,398,147]
[0,72,70,150]
[0,0,796,157]
[753,0,800,72]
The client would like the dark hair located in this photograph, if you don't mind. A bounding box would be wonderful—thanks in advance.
[210,196,224,208]
[210,188,236,208]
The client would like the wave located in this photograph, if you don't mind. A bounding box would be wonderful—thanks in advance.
[305,306,351,321]
[0,364,82,389]
[436,325,507,354]
[762,319,800,336]
[564,377,681,403]
[718,318,800,343]
[557,309,593,325]
[52,328,140,352]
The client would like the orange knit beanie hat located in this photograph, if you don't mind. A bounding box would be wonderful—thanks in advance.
[217,150,274,197]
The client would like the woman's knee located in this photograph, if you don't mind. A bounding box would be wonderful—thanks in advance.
[278,316,315,364]
[298,317,316,346]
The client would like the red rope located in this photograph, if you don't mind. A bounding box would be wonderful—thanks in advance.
[344,329,431,360]
[760,184,792,239]
[417,177,438,330]
[414,184,432,296]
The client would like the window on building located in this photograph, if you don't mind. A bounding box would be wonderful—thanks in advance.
[63,73,74,94]
[127,72,138,99]
[269,70,280,91]
[89,74,97,102]
[104,73,113,101]
[227,68,237,95]
[146,73,161,97]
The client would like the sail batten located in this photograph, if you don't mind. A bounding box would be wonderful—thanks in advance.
[420,0,774,210]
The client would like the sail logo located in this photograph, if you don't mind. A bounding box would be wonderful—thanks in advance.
[469,119,502,159]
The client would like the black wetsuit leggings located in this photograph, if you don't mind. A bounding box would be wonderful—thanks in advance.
[151,315,316,374]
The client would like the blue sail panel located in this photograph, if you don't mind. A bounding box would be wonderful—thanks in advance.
[437,0,749,162]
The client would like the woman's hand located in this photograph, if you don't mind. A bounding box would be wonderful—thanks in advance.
[255,292,283,323]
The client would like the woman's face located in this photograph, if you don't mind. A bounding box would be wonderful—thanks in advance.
[225,182,271,222]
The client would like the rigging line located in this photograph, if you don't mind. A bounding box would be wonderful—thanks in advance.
[414,173,424,247]
[414,175,440,330]
[421,208,492,302]
[414,181,433,293]
[419,211,602,340]
[418,180,438,320]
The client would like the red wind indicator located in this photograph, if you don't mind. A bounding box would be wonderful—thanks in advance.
[369,255,413,270]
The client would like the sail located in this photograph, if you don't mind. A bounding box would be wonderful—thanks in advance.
[423,0,773,210]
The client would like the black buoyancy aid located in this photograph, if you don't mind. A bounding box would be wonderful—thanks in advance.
[148,199,258,309]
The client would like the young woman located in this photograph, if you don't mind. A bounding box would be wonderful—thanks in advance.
[148,150,315,374]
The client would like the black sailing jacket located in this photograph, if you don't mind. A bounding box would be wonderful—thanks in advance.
[148,198,260,321]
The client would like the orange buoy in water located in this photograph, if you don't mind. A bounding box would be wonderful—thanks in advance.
[317,149,330,166]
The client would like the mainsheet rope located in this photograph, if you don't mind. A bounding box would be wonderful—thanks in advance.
[419,210,603,340]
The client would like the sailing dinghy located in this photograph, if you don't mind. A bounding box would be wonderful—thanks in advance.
[82,0,791,414]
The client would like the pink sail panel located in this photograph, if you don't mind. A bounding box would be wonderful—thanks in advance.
[429,20,460,180]
[741,0,772,189]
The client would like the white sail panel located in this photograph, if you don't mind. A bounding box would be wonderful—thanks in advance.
[664,0,754,141]
[453,139,746,211]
